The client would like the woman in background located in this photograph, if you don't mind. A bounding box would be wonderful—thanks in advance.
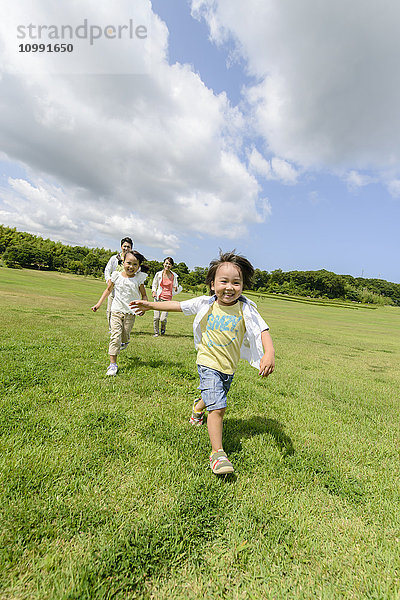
[151,257,179,336]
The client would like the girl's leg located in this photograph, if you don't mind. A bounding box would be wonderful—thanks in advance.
[160,310,168,335]
[153,309,160,336]
[121,314,135,345]
[107,313,121,375]
[109,312,123,358]
[207,408,226,454]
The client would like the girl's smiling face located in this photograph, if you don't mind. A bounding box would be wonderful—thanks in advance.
[123,254,140,277]
[211,262,243,305]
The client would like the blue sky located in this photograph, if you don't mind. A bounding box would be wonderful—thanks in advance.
[0,0,399,282]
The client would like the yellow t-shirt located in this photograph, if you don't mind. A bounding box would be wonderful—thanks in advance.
[196,301,246,375]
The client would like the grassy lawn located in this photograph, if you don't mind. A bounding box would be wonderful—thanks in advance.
[0,268,399,599]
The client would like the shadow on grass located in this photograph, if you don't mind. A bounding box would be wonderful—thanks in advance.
[124,356,178,369]
[134,331,193,339]
[123,355,197,381]
[223,416,295,458]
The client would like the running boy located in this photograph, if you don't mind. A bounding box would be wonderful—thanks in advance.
[92,250,148,376]
[130,251,275,474]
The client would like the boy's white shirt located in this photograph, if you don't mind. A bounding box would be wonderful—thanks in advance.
[180,294,269,370]
[151,270,181,299]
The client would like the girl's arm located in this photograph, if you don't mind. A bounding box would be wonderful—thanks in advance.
[132,284,149,316]
[139,283,147,301]
[130,299,182,313]
[151,272,159,297]
[139,284,148,301]
[259,330,275,377]
[91,280,114,312]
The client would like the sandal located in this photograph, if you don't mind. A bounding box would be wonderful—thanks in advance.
[189,401,204,426]
[210,450,234,474]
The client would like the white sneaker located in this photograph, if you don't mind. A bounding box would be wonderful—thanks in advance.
[120,342,129,350]
[106,363,118,376]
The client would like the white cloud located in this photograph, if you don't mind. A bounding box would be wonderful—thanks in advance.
[1,176,180,251]
[248,147,299,184]
[271,157,299,185]
[387,180,400,198]
[247,148,273,179]
[345,170,376,191]
[193,0,400,177]
[0,0,268,252]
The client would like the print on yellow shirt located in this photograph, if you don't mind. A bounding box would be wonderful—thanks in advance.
[205,312,242,347]
[196,301,246,375]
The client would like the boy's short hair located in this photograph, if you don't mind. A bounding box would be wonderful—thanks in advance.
[206,250,254,291]
[120,237,133,248]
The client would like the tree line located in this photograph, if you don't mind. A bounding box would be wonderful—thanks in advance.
[1,225,399,306]
[253,268,400,306]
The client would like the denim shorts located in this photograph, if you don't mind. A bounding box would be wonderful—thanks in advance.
[197,364,234,411]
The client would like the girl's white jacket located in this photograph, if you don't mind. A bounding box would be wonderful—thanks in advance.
[180,294,269,370]
[152,270,181,300]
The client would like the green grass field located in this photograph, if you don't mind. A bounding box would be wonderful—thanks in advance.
[1,268,399,600]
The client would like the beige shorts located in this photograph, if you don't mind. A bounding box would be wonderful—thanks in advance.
[109,311,135,356]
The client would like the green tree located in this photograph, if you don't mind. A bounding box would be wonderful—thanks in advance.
[3,244,51,269]
[253,268,270,290]
[270,269,285,285]
[183,266,207,286]
[173,261,190,281]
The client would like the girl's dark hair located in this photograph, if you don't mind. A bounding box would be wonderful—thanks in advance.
[120,237,133,248]
[163,256,174,266]
[125,250,149,273]
[205,250,254,291]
